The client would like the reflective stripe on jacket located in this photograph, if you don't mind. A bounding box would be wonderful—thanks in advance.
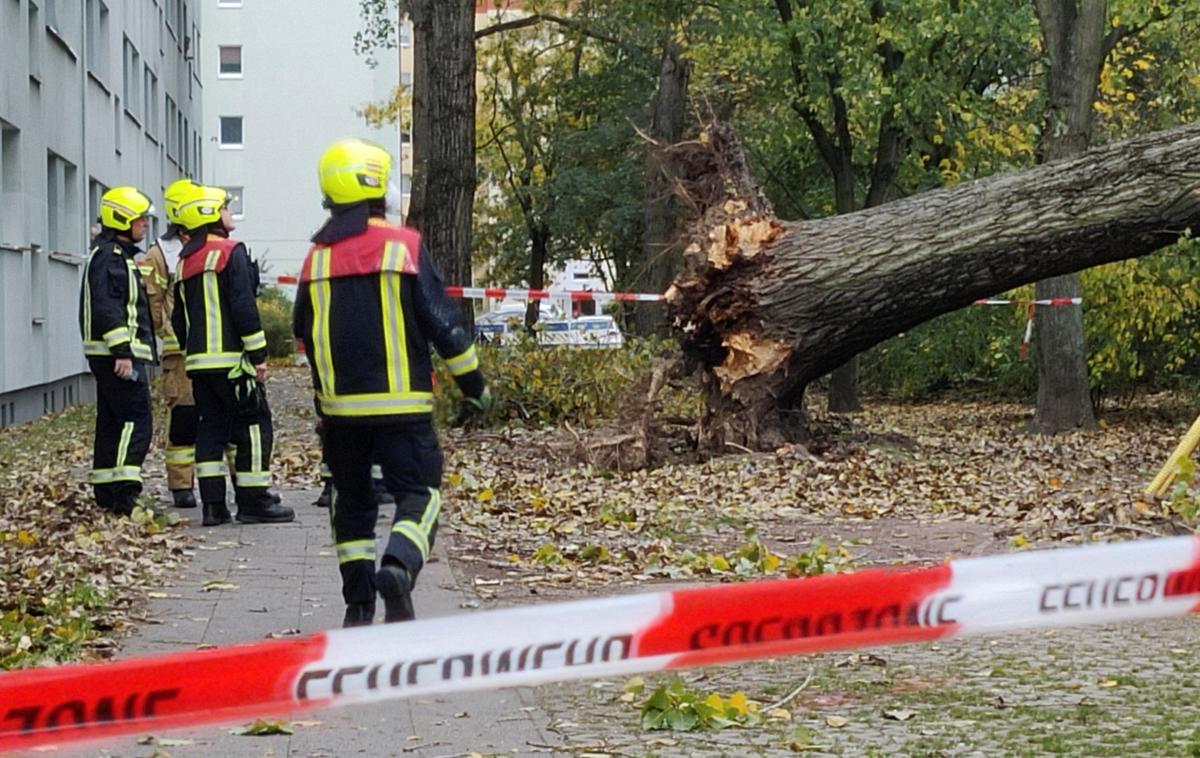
[293,219,485,423]
[79,236,157,362]
[172,235,268,373]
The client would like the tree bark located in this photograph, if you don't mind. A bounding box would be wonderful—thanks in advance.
[1030,0,1110,432]
[407,0,476,327]
[672,122,1200,451]
[636,39,690,337]
[525,223,548,329]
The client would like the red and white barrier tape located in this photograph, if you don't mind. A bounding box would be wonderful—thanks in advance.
[973,297,1082,306]
[272,275,665,303]
[2,536,1196,753]
[444,286,665,303]
[972,298,1082,358]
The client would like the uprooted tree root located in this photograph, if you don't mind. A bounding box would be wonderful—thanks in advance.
[544,360,702,472]
[663,122,804,451]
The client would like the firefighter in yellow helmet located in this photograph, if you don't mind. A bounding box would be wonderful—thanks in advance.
[295,138,490,627]
[137,178,199,510]
[79,187,158,515]
[171,184,295,526]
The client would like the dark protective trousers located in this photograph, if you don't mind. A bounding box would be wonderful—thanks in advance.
[191,373,274,509]
[324,421,444,605]
[88,359,153,512]
[160,354,198,491]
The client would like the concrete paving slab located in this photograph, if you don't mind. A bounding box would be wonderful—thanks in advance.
[63,489,562,758]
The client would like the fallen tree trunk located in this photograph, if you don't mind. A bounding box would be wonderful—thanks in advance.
[669,122,1200,451]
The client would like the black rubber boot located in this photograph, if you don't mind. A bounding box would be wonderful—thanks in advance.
[235,494,296,524]
[314,480,333,508]
[202,501,232,526]
[268,489,283,505]
[171,489,198,509]
[373,479,395,505]
[377,561,415,623]
[342,601,376,628]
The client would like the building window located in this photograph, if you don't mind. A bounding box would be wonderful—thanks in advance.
[0,123,20,244]
[28,1,41,81]
[144,66,158,136]
[122,36,141,119]
[219,116,243,148]
[218,45,242,76]
[222,186,244,218]
[399,20,412,47]
[88,178,107,237]
[164,95,177,161]
[400,71,412,88]
[44,151,76,256]
[85,0,110,78]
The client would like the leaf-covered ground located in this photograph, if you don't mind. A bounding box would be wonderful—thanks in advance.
[0,405,187,669]
[440,394,1193,604]
[4,366,1198,754]
[433,387,1199,755]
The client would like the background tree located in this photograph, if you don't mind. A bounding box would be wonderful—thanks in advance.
[692,0,1038,411]
[356,0,476,325]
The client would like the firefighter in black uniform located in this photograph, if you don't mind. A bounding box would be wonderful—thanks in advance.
[79,187,159,515]
[171,184,295,526]
[294,138,491,627]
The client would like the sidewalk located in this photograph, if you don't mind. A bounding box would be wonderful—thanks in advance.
[82,488,562,758]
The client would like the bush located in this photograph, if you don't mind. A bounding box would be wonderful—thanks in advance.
[861,294,1035,400]
[256,287,294,359]
[433,335,692,428]
[861,239,1200,401]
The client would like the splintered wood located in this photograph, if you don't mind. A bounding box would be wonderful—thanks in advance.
[713,332,793,394]
[706,213,783,270]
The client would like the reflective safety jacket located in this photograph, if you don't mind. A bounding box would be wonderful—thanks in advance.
[293,218,485,423]
[137,238,183,355]
[171,235,268,373]
[79,235,157,363]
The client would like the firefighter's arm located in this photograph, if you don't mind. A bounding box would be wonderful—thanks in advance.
[225,244,269,365]
[292,279,312,345]
[141,246,178,351]
[171,279,188,348]
[411,245,487,401]
[92,252,135,359]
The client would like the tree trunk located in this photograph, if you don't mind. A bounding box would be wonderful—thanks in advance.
[636,39,690,337]
[407,0,476,327]
[525,224,548,329]
[671,122,1200,451]
[1030,0,1109,432]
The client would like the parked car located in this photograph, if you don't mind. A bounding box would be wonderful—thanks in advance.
[472,306,625,349]
[572,315,625,348]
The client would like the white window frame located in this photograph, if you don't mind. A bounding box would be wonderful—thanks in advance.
[218,115,243,149]
[217,44,242,78]
[217,0,243,7]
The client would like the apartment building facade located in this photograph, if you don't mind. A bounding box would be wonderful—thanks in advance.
[201,0,406,278]
[0,0,203,427]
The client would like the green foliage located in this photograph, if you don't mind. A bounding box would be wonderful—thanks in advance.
[642,532,854,580]
[861,296,1036,400]
[432,336,691,428]
[784,539,855,578]
[256,287,295,359]
[862,241,1200,401]
[1168,457,1200,524]
[639,677,762,732]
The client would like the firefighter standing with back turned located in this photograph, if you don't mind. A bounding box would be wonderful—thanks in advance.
[294,139,491,627]
[138,178,199,510]
[171,184,295,526]
[79,187,159,515]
